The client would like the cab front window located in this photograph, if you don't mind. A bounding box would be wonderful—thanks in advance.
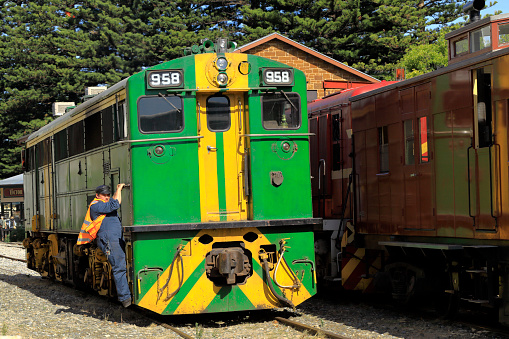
[261,92,301,130]
[137,95,183,133]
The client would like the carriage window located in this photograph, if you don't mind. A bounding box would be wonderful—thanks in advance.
[332,113,341,171]
[404,119,414,165]
[102,106,114,145]
[26,147,35,171]
[138,95,183,133]
[454,37,468,57]
[36,138,51,167]
[115,101,126,140]
[470,25,491,52]
[499,23,509,46]
[84,113,102,151]
[379,126,389,172]
[475,67,492,148]
[419,117,429,163]
[68,122,84,157]
[54,129,68,161]
[262,92,300,129]
[207,95,230,132]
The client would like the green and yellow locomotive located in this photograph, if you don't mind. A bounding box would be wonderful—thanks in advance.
[21,39,319,315]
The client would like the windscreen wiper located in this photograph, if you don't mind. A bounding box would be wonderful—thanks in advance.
[280,90,298,112]
[158,93,181,113]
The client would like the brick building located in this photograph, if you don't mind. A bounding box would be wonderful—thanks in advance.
[235,33,379,100]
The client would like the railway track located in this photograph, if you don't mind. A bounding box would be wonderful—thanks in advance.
[0,243,506,338]
[0,248,347,339]
[135,312,352,339]
[0,253,26,263]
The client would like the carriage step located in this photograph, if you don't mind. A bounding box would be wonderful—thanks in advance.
[465,269,487,274]
[461,298,490,305]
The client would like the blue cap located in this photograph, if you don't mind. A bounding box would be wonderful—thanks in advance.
[95,185,111,195]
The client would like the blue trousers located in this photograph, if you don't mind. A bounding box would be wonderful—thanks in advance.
[97,233,131,302]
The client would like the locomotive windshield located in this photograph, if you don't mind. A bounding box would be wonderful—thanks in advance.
[206,95,231,132]
[261,92,300,129]
[137,95,183,133]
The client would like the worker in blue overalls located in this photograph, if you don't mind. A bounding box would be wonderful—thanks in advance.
[90,184,132,308]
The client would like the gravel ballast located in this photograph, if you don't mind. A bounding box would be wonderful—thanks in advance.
[0,242,504,338]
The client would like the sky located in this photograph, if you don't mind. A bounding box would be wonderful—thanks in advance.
[483,1,509,16]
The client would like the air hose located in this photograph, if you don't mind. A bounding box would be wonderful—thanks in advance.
[261,256,294,308]
[157,246,184,302]
[273,246,300,289]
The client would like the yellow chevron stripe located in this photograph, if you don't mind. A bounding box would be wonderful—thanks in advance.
[137,230,213,313]
[174,272,221,314]
[138,228,313,313]
[341,248,365,282]
[353,255,382,291]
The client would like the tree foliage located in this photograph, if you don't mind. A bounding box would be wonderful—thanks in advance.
[0,0,471,178]
[240,0,464,79]
[397,29,449,79]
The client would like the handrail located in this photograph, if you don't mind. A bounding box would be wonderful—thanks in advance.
[240,133,314,137]
[489,144,499,226]
[467,145,475,224]
[118,135,203,144]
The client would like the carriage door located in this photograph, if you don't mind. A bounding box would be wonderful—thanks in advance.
[197,93,248,222]
[400,83,433,231]
[470,66,498,230]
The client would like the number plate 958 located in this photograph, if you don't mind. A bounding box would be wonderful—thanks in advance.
[147,70,183,88]
[262,68,294,86]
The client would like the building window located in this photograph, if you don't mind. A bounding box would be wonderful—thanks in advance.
[418,117,429,163]
[378,126,389,173]
[470,25,491,52]
[404,119,414,165]
[307,90,317,102]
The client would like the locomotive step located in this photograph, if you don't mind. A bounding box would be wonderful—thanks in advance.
[460,298,490,305]
[465,269,487,274]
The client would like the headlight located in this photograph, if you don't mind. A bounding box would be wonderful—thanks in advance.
[216,73,228,86]
[215,57,228,71]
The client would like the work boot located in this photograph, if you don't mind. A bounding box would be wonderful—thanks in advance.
[121,299,131,308]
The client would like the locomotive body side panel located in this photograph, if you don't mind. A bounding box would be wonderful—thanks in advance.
[128,56,201,226]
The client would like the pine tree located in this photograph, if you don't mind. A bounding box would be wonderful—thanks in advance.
[240,0,464,79]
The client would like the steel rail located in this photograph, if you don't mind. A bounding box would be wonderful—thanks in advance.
[156,322,194,339]
[275,317,350,339]
[0,253,26,263]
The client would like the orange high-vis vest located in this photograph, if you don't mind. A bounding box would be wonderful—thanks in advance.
[76,198,106,245]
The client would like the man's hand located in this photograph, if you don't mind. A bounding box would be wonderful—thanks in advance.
[114,183,126,204]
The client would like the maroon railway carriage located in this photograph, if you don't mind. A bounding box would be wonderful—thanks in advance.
[310,6,509,324]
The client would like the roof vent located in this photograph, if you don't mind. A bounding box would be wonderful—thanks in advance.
[85,86,107,96]
[463,0,485,24]
[52,102,76,117]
